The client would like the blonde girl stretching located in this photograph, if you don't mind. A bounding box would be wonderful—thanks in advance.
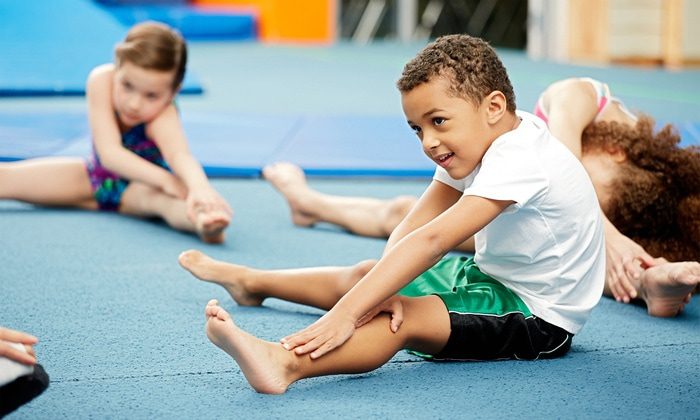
[0,21,232,243]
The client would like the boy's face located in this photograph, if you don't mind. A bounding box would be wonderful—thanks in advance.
[402,75,494,180]
[112,62,177,128]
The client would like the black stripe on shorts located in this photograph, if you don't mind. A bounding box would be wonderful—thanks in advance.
[434,312,572,361]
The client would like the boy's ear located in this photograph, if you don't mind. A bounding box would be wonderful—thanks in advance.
[485,90,507,123]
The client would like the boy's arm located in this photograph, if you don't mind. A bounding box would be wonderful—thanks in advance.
[281,193,513,359]
[545,79,655,301]
[87,65,178,194]
[384,179,463,254]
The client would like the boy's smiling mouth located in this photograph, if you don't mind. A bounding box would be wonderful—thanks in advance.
[434,152,454,167]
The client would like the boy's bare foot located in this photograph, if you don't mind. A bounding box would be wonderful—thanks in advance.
[205,300,297,394]
[179,250,263,306]
[262,162,318,227]
[640,262,700,317]
[195,210,230,244]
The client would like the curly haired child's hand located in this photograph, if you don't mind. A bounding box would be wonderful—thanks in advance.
[279,308,357,359]
[0,327,38,365]
[606,232,657,303]
[356,295,404,333]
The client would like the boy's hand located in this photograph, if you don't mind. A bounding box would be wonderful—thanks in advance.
[280,308,356,359]
[0,327,38,365]
[356,296,404,333]
[606,232,657,303]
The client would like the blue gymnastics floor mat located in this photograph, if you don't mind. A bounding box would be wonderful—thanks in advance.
[268,115,434,177]
[0,111,299,178]
[0,0,203,97]
[1,111,697,178]
[99,4,258,41]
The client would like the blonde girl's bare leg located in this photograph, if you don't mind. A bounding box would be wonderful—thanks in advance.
[0,157,96,209]
[179,250,377,310]
[118,181,197,231]
[203,295,450,394]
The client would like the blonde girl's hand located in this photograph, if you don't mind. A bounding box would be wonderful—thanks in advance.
[186,187,232,223]
[355,295,404,333]
[605,232,656,303]
[0,327,38,365]
[279,308,357,359]
[161,174,188,200]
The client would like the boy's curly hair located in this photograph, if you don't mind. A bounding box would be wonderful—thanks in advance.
[397,34,516,111]
[583,115,700,261]
[115,21,187,90]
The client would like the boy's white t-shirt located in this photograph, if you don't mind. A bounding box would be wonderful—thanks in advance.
[434,111,605,334]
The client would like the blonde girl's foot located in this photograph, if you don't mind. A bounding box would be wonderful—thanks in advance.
[195,209,230,244]
[204,300,296,394]
[641,262,700,317]
[262,162,318,227]
[179,250,263,306]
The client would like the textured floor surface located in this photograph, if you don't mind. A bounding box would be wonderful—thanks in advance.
[1,40,699,418]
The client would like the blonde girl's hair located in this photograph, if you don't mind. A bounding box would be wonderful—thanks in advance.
[114,21,187,90]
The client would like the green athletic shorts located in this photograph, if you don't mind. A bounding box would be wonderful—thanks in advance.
[399,256,572,361]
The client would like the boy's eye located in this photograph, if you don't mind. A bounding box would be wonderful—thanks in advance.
[432,117,445,126]
[409,125,421,134]
[122,81,133,91]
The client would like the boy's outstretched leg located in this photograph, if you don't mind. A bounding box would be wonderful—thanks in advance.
[263,162,417,238]
[180,250,377,310]
[204,295,450,394]
[638,261,700,317]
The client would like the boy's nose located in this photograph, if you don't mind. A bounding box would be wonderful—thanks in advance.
[422,133,440,149]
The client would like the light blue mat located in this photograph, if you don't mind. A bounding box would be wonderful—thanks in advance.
[0,111,697,179]
[0,0,203,96]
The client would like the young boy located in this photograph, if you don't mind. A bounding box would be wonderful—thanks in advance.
[179,34,606,394]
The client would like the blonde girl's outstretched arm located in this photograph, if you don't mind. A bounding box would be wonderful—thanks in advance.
[87,65,180,195]
[147,105,232,218]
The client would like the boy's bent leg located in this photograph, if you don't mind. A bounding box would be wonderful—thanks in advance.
[204,295,450,394]
[181,250,377,310]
